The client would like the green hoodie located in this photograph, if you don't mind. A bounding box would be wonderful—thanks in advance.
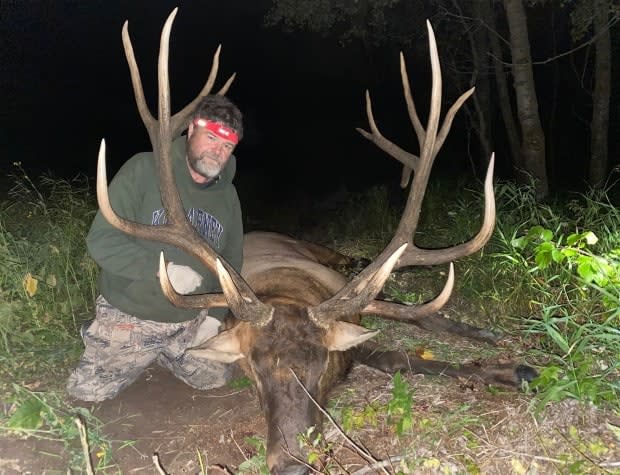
[87,136,243,322]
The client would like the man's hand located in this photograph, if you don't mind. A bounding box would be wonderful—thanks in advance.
[165,262,203,294]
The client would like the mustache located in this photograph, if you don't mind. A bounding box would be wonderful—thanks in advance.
[198,153,221,164]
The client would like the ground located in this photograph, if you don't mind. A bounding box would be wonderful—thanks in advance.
[1,314,619,474]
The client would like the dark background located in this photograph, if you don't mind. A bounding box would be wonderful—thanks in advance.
[2,1,619,201]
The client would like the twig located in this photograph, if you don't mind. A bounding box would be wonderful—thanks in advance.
[289,369,389,473]
[350,455,407,475]
[599,461,620,468]
[230,429,250,461]
[152,454,167,475]
[74,416,94,475]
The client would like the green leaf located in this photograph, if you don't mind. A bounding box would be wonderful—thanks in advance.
[576,259,596,283]
[545,326,570,354]
[566,233,582,246]
[551,248,565,264]
[511,236,529,250]
[584,231,598,245]
[535,242,554,269]
[6,397,45,430]
[527,225,546,239]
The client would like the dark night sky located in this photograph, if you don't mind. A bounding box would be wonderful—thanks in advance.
[2,0,411,198]
[2,1,616,199]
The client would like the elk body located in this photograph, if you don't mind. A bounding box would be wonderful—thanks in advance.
[96,9,536,474]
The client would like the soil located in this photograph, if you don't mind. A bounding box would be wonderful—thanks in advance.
[1,365,267,474]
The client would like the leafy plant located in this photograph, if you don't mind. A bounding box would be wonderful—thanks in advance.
[2,385,118,471]
[387,371,414,436]
[341,401,382,432]
[509,226,619,409]
[237,436,270,474]
[0,167,97,396]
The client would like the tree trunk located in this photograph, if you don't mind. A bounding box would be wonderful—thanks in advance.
[486,0,523,178]
[447,0,493,174]
[470,0,494,167]
[503,0,548,199]
[589,0,611,188]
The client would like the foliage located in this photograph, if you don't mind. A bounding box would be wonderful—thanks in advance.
[0,165,97,395]
[386,371,414,436]
[1,385,119,471]
[237,436,270,474]
[566,0,620,42]
[510,227,620,408]
[468,182,620,409]
[264,0,425,46]
[296,426,336,468]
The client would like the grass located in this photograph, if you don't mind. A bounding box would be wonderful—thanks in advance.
[0,166,619,472]
[0,166,97,394]
[0,164,103,471]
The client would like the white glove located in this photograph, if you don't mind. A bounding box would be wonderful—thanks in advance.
[166,262,203,294]
[190,316,222,346]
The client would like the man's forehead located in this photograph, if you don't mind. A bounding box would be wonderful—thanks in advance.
[194,118,238,144]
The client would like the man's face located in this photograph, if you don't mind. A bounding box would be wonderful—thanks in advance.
[186,120,237,183]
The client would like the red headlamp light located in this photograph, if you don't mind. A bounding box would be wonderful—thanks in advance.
[193,119,239,144]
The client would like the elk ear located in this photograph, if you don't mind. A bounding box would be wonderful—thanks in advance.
[186,330,245,363]
[325,322,379,351]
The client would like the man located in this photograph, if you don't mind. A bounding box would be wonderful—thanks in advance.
[67,95,244,402]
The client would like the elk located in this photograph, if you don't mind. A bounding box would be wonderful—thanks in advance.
[95,9,536,475]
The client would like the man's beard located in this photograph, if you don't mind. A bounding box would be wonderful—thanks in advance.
[187,151,223,180]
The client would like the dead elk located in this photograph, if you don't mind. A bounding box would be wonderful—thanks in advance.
[95,9,536,474]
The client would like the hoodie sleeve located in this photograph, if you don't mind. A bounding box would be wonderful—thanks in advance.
[86,156,160,282]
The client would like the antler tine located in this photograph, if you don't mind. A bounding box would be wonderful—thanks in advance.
[361,262,454,319]
[308,244,408,328]
[355,91,418,172]
[122,21,157,146]
[433,86,475,160]
[399,52,422,188]
[170,44,237,138]
[156,8,187,225]
[401,52,425,144]
[399,154,496,266]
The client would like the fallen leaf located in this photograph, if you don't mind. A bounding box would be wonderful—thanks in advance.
[23,273,38,297]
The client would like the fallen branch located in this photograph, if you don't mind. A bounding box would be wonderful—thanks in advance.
[74,416,94,475]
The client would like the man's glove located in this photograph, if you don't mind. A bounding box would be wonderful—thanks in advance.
[166,262,203,294]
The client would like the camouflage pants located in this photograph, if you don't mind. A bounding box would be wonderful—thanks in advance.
[66,296,231,402]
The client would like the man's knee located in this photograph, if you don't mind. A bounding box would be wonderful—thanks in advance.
[66,365,129,402]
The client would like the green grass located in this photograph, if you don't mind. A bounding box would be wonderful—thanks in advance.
[0,166,97,395]
[0,165,103,471]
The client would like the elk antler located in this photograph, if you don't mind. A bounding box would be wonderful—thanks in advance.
[308,20,496,326]
[96,8,274,325]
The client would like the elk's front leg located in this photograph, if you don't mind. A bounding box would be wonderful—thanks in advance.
[350,344,537,388]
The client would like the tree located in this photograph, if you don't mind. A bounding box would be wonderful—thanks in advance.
[263,0,427,87]
[485,0,523,177]
[588,0,612,188]
[503,0,549,199]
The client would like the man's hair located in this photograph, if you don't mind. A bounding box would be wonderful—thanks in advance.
[192,95,243,140]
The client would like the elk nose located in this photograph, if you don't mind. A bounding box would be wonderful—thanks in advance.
[273,464,309,475]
